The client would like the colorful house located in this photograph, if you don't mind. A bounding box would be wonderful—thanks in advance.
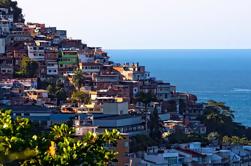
[58,50,78,74]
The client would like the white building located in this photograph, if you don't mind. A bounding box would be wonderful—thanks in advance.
[27,45,45,61]
[46,61,58,75]
[141,147,180,166]
[102,101,128,115]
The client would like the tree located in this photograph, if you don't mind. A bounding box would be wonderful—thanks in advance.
[0,109,122,165]
[0,0,25,22]
[200,100,246,137]
[47,84,55,96]
[28,61,39,77]
[55,88,67,105]
[71,91,91,107]
[45,80,68,105]
[149,108,162,143]
[207,100,234,120]
[129,135,156,153]
[222,136,251,146]
[18,56,38,78]
[207,132,220,145]
[72,69,84,90]
[136,92,157,132]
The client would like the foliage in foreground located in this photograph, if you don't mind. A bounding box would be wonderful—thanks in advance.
[0,110,122,166]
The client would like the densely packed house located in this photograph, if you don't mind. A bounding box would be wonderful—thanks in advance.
[0,6,214,166]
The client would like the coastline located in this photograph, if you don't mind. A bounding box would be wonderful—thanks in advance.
[108,49,251,127]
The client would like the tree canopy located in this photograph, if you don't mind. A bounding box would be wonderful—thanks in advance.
[71,91,91,106]
[136,92,157,107]
[0,0,24,22]
[149,108,163,143]
[200,100,242,136]
[72,69,84,90]
[16,56,39,78]
[0,109,122,165]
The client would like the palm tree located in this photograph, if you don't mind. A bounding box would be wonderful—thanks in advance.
[72,69,84,90]
[136,92,157,132]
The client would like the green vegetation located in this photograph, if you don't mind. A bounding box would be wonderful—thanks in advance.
[136,92,157,107]
[71,91,91,106]
[15,56,38,78]
[149,108,163,144]
[168,130,208,145]
[46,80,68,105]
[222,136,251,146]
[72,69,84,90]
[167,100,251,146]
[0,109,122,165]
[136,92,157,130]
[129,135,157,152]
[130,108,165,152]
[0,0,24,22]
[200,100,251,138]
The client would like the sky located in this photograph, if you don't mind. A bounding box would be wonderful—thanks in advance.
[18,0,251,49]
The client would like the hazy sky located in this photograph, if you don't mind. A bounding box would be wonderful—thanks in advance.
[18,0,251,49]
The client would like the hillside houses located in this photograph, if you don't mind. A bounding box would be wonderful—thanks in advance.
[0,10,201,129]
[0,5,218,165]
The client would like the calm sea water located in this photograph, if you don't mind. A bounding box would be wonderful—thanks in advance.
[107,49,251,127]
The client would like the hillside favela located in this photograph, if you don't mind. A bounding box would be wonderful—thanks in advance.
[1,0,251,166]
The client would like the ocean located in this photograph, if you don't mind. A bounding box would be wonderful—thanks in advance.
[107,49,251,127]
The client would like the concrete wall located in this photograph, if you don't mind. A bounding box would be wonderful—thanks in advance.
[103,102,128,115]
